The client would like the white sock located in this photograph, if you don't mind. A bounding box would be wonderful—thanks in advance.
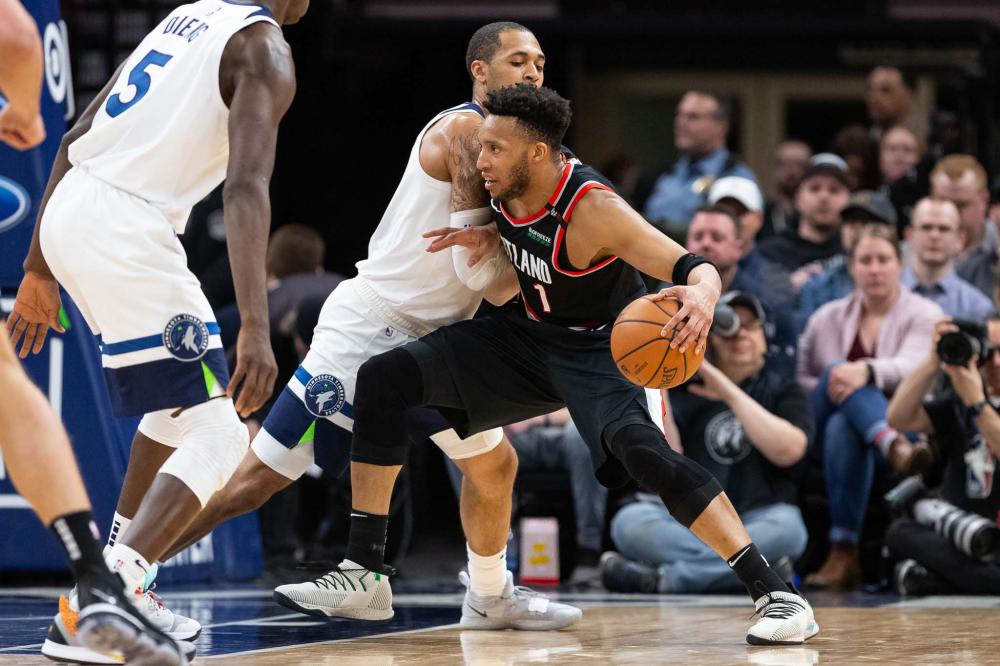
[467,543,507,597]
[107,512,132,548]
[105,543,150,593]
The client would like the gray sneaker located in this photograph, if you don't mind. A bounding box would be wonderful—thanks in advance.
[459,571,582,631]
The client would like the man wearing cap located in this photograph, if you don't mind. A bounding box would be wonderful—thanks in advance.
[796,189,897,330]
[903,197,994,320]
[600,291,810,594]
[758,154,851,291]
[641,91,757,235]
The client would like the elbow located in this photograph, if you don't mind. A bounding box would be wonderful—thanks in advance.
[776,433,807,468]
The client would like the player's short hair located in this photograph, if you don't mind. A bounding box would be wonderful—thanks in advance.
[267,224,325,279]
[484,84,571,152]
[466,21,531,81]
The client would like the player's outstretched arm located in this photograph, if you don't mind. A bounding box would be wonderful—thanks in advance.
[0,0,45,150]
[7,62,126,358]
[570,189,721,354]
[219,23,295,417]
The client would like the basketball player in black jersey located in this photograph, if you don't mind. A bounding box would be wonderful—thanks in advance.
[329,84,821,645]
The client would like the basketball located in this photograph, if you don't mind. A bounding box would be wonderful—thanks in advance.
[611,297,705,389]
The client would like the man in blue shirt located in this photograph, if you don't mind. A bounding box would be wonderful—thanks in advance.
[902,197,995,320]
[643,91,757,233]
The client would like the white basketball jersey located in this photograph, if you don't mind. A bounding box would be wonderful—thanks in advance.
[68,0,280,233]
[355,103,488,334]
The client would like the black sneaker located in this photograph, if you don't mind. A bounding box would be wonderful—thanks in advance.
[599,551,659,593]
[894,559,948,597]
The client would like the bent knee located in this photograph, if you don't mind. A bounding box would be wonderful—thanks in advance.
[461,440,518,490]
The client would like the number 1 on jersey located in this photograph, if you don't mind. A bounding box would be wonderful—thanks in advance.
[106,50,173,118]
[533,283,552,313]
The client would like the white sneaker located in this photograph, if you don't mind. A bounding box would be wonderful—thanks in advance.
[746,590,819,646]
[273,560,394,620]
[135,578,202,641]
[459,571,582,631]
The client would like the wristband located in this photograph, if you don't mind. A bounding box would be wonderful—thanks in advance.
[671,253,716,286]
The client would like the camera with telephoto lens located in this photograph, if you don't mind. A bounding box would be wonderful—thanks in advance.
[711,302,740,339]
[937,319,992,366]
[886,475,1000,560]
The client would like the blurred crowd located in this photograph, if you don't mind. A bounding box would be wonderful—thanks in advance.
[187,64,1000,595]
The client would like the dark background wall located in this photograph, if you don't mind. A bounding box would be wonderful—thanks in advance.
[60,0,1000,278]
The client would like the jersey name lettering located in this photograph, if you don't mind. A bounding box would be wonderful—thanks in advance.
[501,236,552,285]
[163,15,210,43]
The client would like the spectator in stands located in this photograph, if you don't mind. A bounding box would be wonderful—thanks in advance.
[902,198,994,321]
[879,125,924,232]
[833,123,881,191]
[600,153,643,207]
[866,66,918,139]
[762,140,812,239]
[642,91,756,234]
[798,224,941,589]
[600,292,809,593]
[880,126,922,187]
[885,318,1000,595]
[686,202,796,377]
[759,153,851,292]
[929,155,997,297]
[796,190,897,330]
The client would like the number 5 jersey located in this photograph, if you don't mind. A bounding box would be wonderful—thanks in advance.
[67,0,279,232]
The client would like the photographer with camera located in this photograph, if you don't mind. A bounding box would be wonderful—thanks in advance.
[884,318,1000,594]
[600,293,810,593]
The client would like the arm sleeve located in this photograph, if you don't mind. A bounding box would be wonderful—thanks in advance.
[450,208,507,291]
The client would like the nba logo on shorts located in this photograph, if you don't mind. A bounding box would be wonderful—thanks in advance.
[163,314,210,361]
[304,374,346,417]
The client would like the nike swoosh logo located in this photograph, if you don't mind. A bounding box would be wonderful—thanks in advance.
[465,604,488,618]
[134,559,149,573]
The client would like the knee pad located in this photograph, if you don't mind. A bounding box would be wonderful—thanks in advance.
[351,348,424,466]
[157,398,249,506]
[611,423,722,527]
[430,427,503,461]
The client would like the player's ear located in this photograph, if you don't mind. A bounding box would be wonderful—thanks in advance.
[470,60,488,85]
[531,141,549,163]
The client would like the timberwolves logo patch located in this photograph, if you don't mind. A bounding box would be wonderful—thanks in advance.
[163,314,210,361]
[304,374,346,417]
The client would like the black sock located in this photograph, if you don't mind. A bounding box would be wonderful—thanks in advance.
[49,510,109,583]
[727,543,789,602]
[345,509,389,571]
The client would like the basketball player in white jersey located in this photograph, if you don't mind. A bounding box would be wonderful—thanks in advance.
[6,0,307,661]
[154,22,579,629]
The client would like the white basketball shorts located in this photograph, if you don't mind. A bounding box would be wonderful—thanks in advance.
[39,168,227,416]
[251,278,503,480]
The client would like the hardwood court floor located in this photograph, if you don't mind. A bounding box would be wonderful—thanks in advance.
[2,590,1000,665]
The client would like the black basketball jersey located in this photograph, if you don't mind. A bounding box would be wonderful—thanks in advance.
[492,159,646,329]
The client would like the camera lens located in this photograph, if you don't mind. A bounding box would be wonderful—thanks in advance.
[712,303,740,338]
[937,331,975,366]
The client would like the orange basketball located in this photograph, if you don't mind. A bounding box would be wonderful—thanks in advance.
[611,297,705,389]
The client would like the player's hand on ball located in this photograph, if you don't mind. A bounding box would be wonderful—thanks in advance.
[228,325,278,418]
[646,283,718,355]
[6,271,65,358]
[423,222,500,267]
